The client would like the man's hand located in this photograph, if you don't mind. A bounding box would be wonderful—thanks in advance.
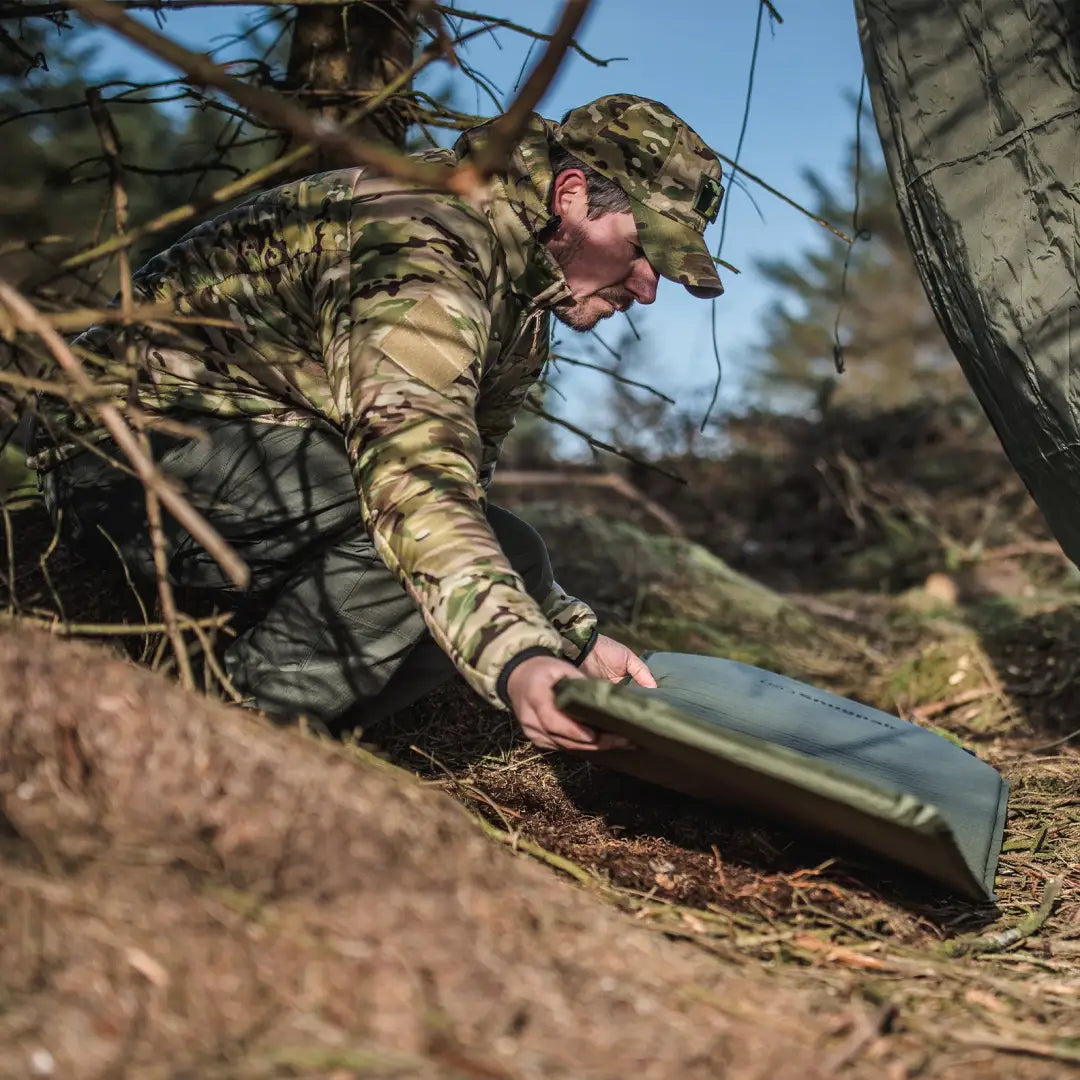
[506,655,631,752]
[580,634,657,689]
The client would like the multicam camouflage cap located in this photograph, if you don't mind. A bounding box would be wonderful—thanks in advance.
[552,94,725,298]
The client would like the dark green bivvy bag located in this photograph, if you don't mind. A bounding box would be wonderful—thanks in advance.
[556,652,1008,900]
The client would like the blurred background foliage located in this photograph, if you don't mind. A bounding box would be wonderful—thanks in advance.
[750,141,968,414]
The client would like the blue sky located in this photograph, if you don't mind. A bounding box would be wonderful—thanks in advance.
[80,0,869,434]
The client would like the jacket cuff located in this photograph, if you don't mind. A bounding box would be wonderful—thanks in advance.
[496,645,560,707]
[572,627,600,667]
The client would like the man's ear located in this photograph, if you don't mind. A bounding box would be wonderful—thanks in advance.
[551,168,589,222]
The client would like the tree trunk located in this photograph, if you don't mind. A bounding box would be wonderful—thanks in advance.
[285,0,416,164]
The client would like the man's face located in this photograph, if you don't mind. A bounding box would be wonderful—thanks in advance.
[544,172,660,332]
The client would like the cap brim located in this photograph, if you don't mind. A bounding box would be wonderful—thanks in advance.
[630,200,724,299]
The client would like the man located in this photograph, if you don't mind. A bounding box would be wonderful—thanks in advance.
[33,94,726,751]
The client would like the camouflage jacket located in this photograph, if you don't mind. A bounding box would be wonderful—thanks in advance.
[42,116,597,707]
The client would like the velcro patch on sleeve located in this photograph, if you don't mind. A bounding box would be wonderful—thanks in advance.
[377,296,476,391]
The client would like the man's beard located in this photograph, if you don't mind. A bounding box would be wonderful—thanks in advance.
[546,223,633,332]
[552,289,630,331]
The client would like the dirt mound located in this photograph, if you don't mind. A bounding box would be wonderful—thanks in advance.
[1,626,845,1080]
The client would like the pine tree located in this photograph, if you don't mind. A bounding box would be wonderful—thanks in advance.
[751,143,967,414]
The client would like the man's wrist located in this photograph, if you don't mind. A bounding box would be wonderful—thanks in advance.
[496,645,561,707]
[573,628,600,667]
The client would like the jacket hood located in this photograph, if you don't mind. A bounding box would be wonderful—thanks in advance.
[453,114,571,309]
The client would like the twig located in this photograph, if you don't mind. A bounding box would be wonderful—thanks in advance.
[409,744,517,834]
[911,686,995,722]
[85,87,131,297]
[715,152,852,244]
[760,0,783,23]
[472,812,599,888]
[89,84,196,689]
[462,0,590,180]
[1028,728,1080,753]
[433,4,620,67]
[946,1031,1080,1066]
[980,540,1065,561]
[700,0,765,433]
[187,617,243,703]
[94,524,153,659]
[66,0,520,197]
[943,877,1064,957]
[525,403,687,484]
[36,507,66,623]
[0,494,16,615]
[23,306,238,333]
[550,352,675,403]
[140,433,194,688]
[0,234,76,257]
[53,50,444,277]
[0,279,250,588]
[1,612,233,636]
[492,469,685,537]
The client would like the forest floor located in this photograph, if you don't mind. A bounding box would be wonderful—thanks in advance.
[3,405,1080,1078]
[379,602,1080,1079]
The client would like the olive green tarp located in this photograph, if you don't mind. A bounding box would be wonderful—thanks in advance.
[855,0,1080,565]
[557,653,1008,900]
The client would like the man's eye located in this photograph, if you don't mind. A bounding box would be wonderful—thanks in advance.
[632,245,646,260]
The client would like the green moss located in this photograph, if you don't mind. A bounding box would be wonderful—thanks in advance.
[886,641,974,704]
[0,443,34,500]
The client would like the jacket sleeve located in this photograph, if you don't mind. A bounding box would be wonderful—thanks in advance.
[473,313,598,662]
[317,188,564,707]
[540,582,598,663]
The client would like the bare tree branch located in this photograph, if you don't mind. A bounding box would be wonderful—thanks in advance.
[87,85,196,688]
[761,0,784,24]
[433,4,621,67]
[461,0,590,182]
[525,403,686,485]
[0,0,624,72]
[716,152,853,244]
[67,0,471,191]
[493,470,685,536]
[550,353,675,404]
[0,279,251,589]
[42,28,450,279]
[0,611,234,636]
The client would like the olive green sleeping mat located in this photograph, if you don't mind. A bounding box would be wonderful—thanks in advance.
[555,652,1008,900]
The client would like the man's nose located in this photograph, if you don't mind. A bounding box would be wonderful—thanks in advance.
[628,260,659,305]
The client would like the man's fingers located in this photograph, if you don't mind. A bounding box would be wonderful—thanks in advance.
[540,707,603,746]
[626,654,658,688]
[520,702,605,750]
[521,711,632,753]
[508,654,638,752]
[521,725,558,751]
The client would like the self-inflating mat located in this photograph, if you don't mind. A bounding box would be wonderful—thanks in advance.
[555,652,1008,900]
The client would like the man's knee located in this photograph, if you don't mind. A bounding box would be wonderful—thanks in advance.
[486,504,553,601]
